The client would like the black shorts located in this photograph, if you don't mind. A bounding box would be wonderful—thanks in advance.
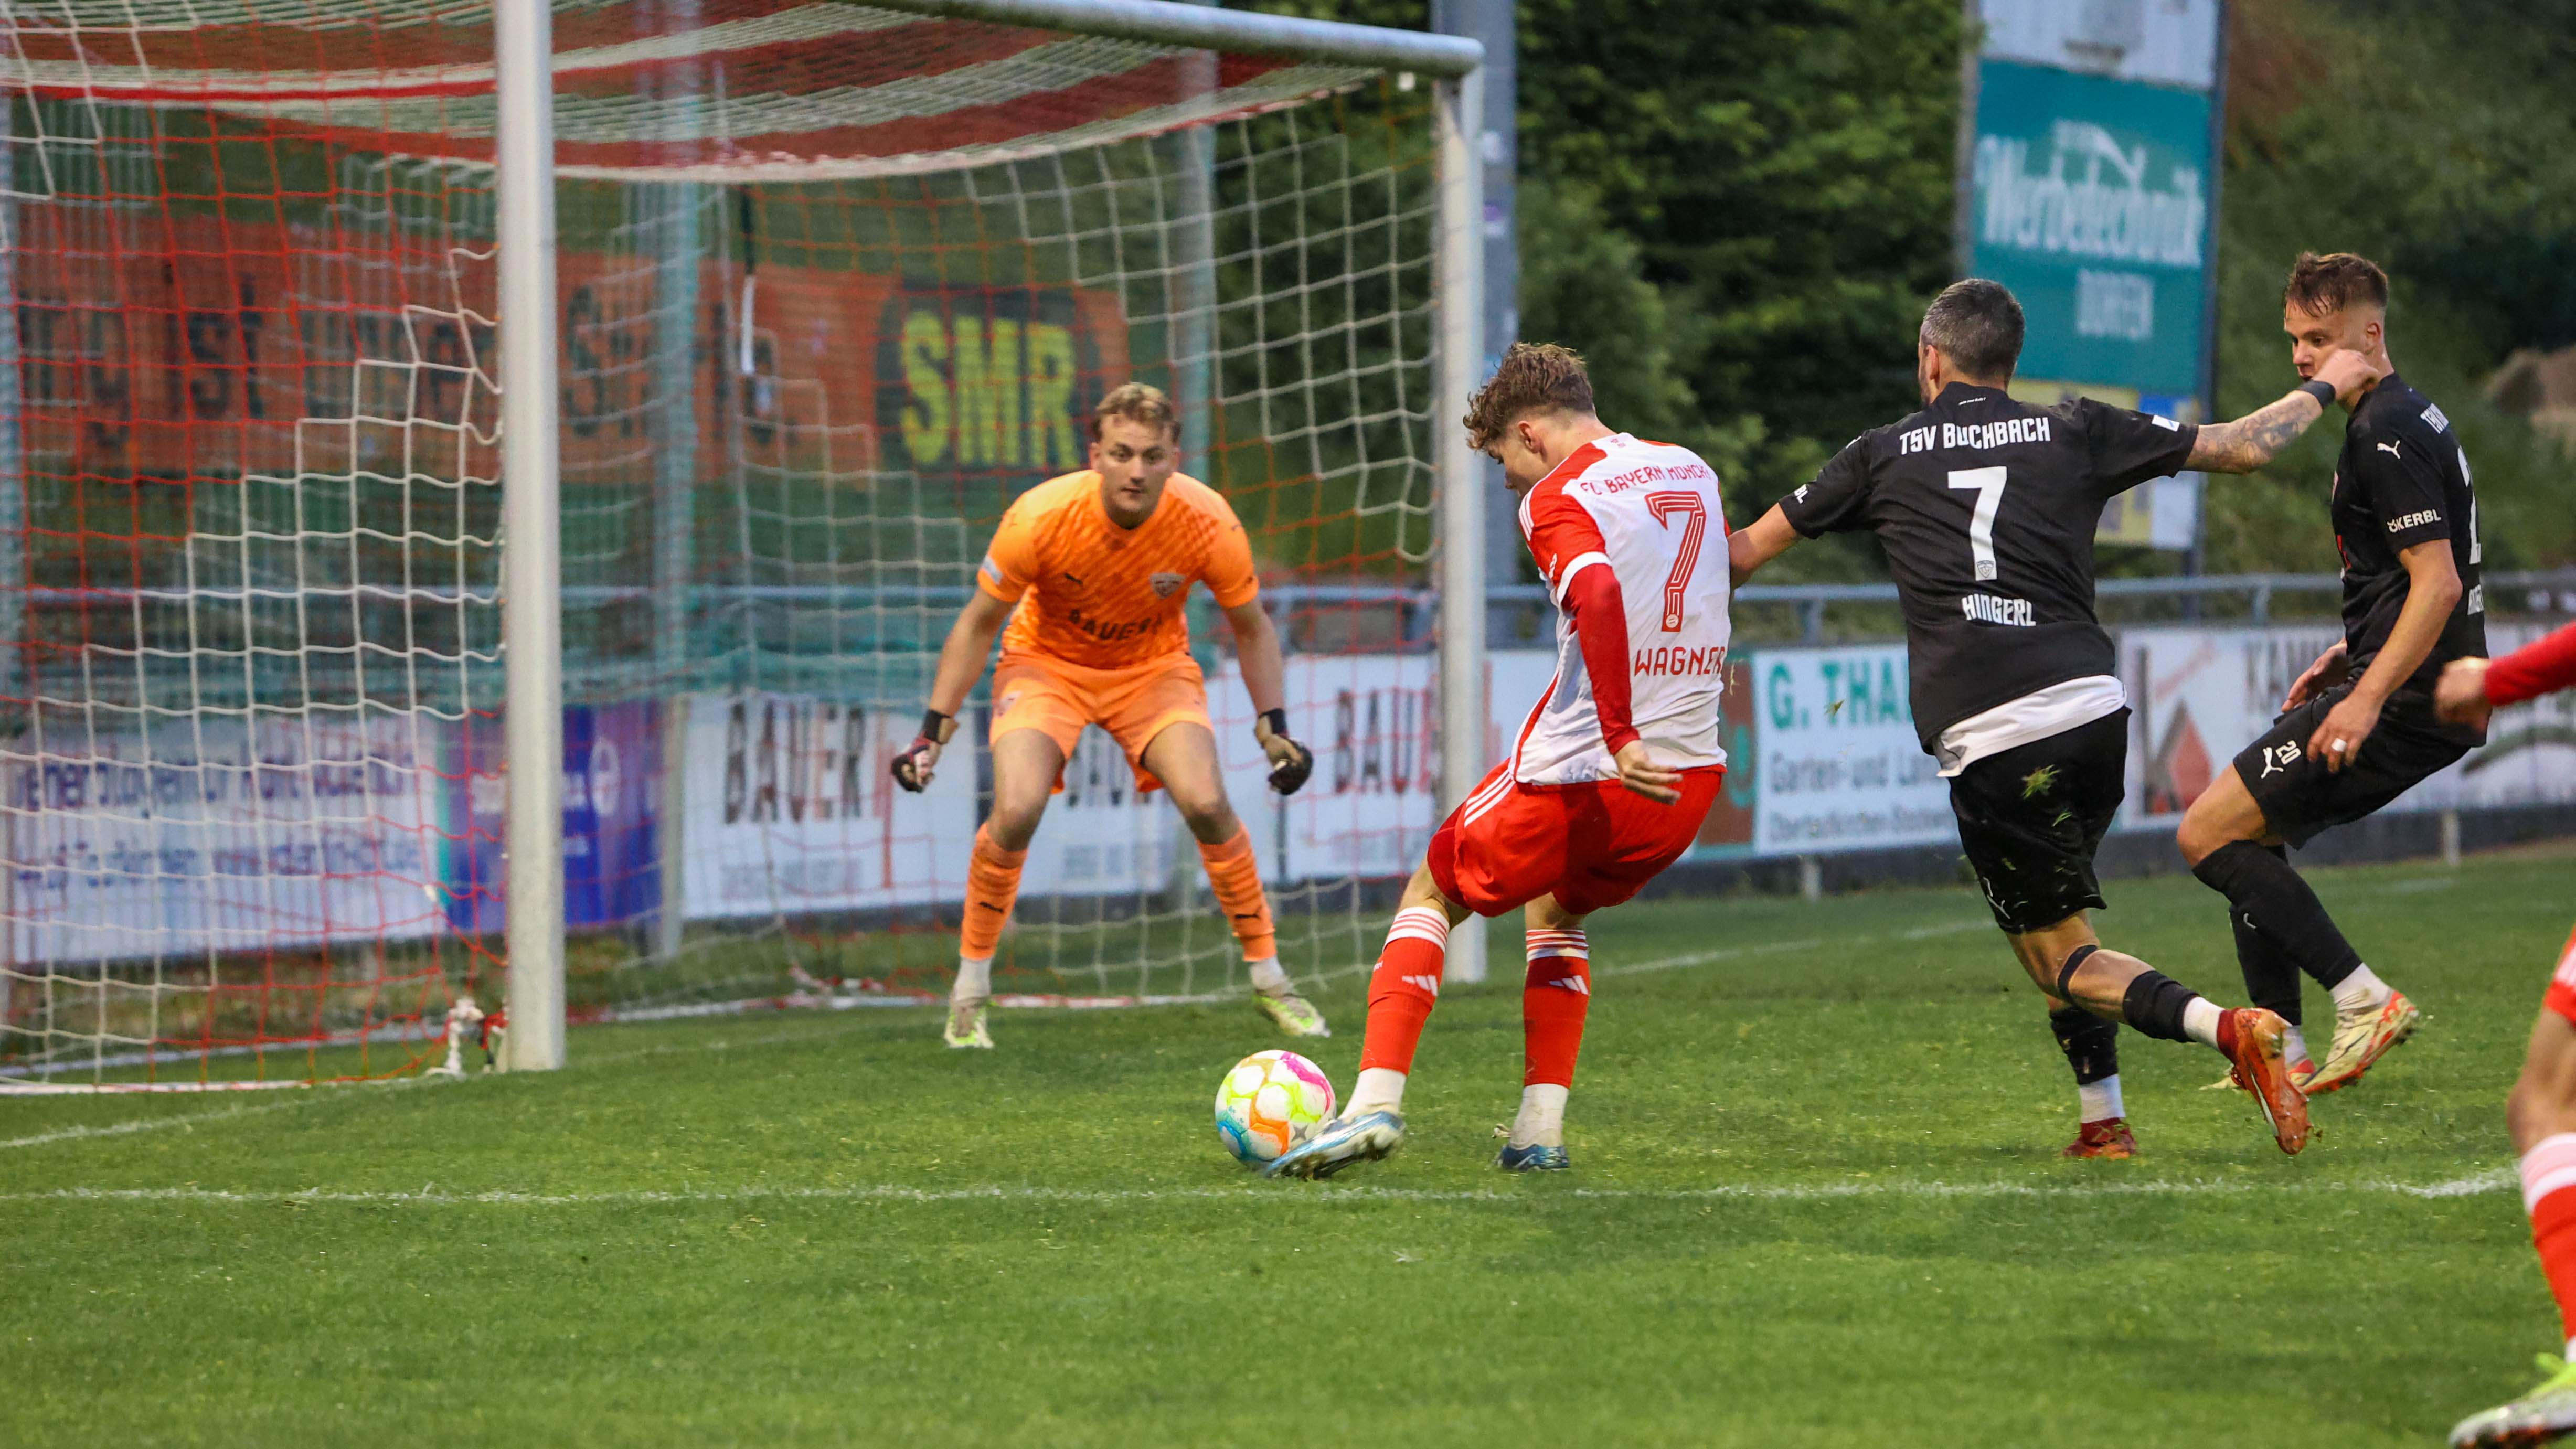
[1947,709,2129,934]
[2236,684,2473,848]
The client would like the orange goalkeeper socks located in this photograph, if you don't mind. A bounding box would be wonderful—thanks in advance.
[1197,827,1277,964]
[959,824,1027,964]
[2522,1134,2576,1350]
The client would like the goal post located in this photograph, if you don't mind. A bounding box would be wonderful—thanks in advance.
[495,0,567,1073]
[1431,56,1486,986]
[0,0,1487,1088]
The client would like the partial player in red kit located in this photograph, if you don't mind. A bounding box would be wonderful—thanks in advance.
[1266,343,1732,1179]
[2434,623,2576,1446]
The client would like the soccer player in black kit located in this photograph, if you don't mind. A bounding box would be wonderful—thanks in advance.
[2178,252,2484,1099]
[1729,278,2383,1159]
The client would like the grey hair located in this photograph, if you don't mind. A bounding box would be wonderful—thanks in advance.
[1920,278,2024,381]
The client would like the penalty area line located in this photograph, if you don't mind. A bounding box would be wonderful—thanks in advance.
[4,1169,2517,1209]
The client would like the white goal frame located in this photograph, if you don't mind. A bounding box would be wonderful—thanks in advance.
[488,0,1490,1070]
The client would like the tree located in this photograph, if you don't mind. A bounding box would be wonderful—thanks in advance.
[1253,0,1962,545]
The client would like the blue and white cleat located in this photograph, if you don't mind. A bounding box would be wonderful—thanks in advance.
[1263,1109,1404,1180]
[1495,1141,1570,1172]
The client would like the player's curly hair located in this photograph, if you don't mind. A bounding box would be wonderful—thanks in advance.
[2284,252,2389,316]
[1091,381,1181,442]
[1464,342,1596,450]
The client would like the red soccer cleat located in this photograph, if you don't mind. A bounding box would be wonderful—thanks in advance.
[2062,1117,2139,1160]
[2219,1008,2311,1156]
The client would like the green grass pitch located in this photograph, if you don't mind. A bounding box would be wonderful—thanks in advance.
[7,847,2570,1446]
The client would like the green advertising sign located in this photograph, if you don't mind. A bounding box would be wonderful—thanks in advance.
[1968,60,2216,397]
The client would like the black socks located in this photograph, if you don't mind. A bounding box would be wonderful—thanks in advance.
[2047,1005,2120,1085]
[2228,855,2305,1027]
[2120,970,2200,1043]
[2191,839,2362,994]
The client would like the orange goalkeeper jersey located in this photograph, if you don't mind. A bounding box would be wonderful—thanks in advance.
[977,471,1261,670]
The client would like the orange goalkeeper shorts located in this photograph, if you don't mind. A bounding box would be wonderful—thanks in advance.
[989,651,1211,793]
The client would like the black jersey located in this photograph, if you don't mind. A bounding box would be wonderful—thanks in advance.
[2332,373,2486,707]
[1779,382,2197,751]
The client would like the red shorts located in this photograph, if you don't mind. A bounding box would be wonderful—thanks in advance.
[1427,762,1724,918]
[2545,922,2576,1027]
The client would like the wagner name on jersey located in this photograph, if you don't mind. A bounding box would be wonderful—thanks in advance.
[2332,372,2486,729]
[1515,433,1731,786]
[1780,382,2198,765]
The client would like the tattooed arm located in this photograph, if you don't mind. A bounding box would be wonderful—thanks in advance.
[2186,348,2386,474]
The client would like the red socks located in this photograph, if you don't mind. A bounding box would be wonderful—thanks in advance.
[1358,906,1450,1075]
[2524,1134,2576,1344]
[1523,928,1591,1088]
[1358,912,1594,1093]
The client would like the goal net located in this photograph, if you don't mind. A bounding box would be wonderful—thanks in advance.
[1,1,1475,1084]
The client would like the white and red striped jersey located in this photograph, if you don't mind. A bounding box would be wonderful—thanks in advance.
[1510,432,1732,786]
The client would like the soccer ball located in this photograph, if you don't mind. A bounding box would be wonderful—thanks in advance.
[1213,1049,1336,1166]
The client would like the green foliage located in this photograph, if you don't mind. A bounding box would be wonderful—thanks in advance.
[1252,0,1961,569]
[2209,0,2576,574]
[1270,0,2575,576]
[1512,0,1964,515]
[4,851,2561,1446]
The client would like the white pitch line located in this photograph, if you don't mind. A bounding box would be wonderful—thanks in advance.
[1,1172,2519,1209]
[0,1092,347,1150]
[1595,937,1828,978]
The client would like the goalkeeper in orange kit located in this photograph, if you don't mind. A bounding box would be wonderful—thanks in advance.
[892,383,1326,1049]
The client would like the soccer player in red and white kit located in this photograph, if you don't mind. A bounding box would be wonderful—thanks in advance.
[1267,343,1730,1179]
[2434,624,2576,1446]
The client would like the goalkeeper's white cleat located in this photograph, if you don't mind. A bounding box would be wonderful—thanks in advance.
[1254,990,1331,1038]
[943,1000,993,1050]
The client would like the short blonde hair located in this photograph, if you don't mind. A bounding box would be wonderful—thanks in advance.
[1091,381,1180,443]
[1463,343,1595,450]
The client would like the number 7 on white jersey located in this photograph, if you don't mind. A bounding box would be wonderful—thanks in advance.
[1947,466,2006,583]
[1643,491,1708,632]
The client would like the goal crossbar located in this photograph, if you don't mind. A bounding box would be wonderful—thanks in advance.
[866,0,1484,77]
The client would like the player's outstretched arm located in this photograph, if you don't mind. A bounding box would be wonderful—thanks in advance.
[892,589,1015,791]
[1728,504,1801,587]
[2187,348,2385,474]
[1223,598,1313,795]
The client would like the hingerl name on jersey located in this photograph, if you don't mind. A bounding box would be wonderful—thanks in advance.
[1896,416,2055,455]
[1962,594,2036,626]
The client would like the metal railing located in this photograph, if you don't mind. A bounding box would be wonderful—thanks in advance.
[24,570,2576,653]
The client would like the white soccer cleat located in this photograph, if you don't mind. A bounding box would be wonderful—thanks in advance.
[2303,988,2420,1095]
[1254,990,1331,1038]
[2452,1353,2576,1447]
[1263,1109,1404,1180]
[943,1000,993,1050]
